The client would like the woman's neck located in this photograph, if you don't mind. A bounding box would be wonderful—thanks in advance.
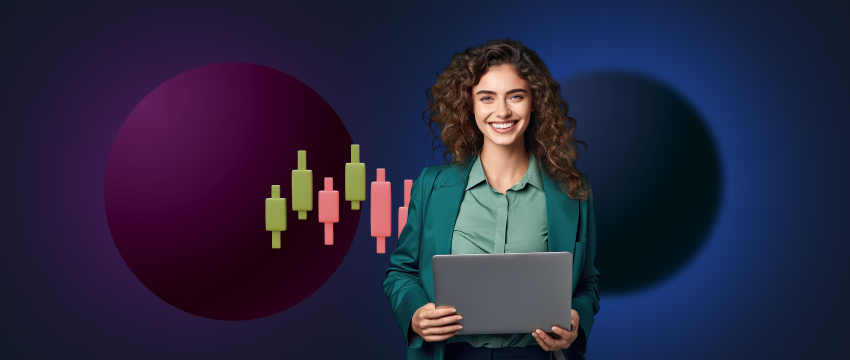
[479,140,529,193]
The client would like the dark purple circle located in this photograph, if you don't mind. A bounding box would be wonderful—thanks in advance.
[105,63,359,320]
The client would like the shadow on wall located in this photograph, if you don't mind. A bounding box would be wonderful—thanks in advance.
[560,70,723,295]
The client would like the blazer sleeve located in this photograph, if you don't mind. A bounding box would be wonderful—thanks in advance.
[383,167,431,349]
[568,178,601,356]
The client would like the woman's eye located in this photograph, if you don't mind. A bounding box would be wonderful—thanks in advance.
[479,95,522,101]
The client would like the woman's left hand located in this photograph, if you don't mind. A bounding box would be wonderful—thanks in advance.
[532,309,580,351]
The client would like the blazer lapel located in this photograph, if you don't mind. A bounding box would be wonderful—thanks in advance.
[543,170,579,253]
[434,156,475,256]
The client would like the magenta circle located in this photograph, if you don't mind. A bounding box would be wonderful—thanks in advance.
[105,63,359,320]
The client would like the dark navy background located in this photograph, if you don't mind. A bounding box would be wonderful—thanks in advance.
[2,0,848,358]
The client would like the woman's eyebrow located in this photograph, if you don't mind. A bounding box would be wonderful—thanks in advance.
[474,88,528,95]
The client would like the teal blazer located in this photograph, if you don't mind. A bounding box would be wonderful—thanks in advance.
[383,156,601,360]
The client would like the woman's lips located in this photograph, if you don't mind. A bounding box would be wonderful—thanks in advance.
[489,121,517,134]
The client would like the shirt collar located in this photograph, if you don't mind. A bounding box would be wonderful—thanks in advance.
[465,154,543,191]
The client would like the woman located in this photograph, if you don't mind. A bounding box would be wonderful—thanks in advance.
[383,39,599,360]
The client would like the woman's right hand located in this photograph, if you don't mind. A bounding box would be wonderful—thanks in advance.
[411,303,463,342]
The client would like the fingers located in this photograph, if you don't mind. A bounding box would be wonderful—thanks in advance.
[534,326,573,351]
[422,323,463,336]
[423,306,457,320]
[423,328,460,342]
[413,304,463,342]
[422,323,462,342]
[415,304,462,342]
[552,325,570,338]
[533,328,556,351]
[553,325,574,344]
[421,314,463,328]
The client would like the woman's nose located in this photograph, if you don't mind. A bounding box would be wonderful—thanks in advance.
[495,101,512,118]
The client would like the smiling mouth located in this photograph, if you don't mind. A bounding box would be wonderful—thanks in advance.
[489,121,517,130]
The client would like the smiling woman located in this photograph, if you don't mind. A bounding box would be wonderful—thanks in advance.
[383,38,600,360]
[423,39,589,201]
[469,65,535,193]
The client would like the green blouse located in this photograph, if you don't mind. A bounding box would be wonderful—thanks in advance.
[446,154,548,348]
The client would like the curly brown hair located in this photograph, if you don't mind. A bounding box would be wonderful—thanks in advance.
[423,38,589,201]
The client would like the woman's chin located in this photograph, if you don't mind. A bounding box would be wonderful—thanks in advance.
[485,135,523,148]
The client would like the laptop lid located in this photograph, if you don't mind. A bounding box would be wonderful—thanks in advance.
[432,251,573,335]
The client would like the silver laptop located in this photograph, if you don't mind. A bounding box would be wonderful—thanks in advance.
[432,252,573,335]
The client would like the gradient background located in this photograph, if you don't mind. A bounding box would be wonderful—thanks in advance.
[2,0,848,359]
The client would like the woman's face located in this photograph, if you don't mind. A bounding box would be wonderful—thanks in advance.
[471,64,534,149]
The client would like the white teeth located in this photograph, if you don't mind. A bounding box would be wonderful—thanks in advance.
[490,121,516,129]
